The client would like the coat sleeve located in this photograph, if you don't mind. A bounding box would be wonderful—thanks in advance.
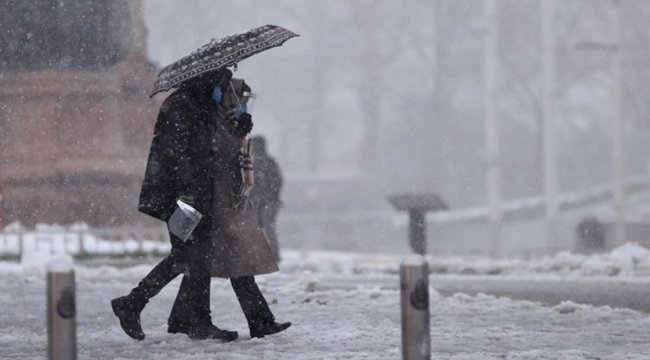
[138,102,193,221]
[166,107,204,211]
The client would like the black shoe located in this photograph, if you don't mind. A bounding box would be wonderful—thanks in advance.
[111,296,145,341]
[186,323,238,342]
[250,321,291,338]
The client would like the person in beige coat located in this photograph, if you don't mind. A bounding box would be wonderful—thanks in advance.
[169,76,291,339]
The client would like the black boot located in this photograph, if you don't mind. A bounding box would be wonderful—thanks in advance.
[168,320,238,341]
[111,296,146,340]
[167,320,190,335]
[250,321,291,338]
[185,323,239,342]
[230,276,289,339]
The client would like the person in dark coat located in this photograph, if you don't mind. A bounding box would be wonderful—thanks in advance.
[250,136,283,262]
[110,69,238,342]
[110,68,289,342]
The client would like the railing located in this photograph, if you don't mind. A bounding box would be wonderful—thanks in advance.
[0,223,170,260]
[2,177,648,260]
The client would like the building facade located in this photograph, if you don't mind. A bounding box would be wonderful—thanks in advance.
[0,0,160,227]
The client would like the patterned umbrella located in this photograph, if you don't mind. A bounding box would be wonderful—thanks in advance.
[150,24,299,97]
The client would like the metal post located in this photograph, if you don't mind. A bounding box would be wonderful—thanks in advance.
[542,0,560,254]
[610,0,625,246]
[400,255,431,360]
[409,210,427,255]
[359,1,381,176]
[47,261,77,360]
[308,0,323,173]
[484,0,502,258]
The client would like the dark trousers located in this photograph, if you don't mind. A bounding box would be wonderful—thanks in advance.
[228,276,275,328]
[168,275,275,329]
[127,221,213,326]
[128,220,275,329]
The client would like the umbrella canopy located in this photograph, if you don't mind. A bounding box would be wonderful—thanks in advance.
[150,24,299,97]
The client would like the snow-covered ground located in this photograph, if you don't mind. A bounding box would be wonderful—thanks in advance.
[3,245,650,359]
[5,221,650,278]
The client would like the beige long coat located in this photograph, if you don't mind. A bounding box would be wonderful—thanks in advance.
[210,92,278,278]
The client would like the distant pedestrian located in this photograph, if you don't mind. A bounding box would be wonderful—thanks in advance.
[250,136,283,261]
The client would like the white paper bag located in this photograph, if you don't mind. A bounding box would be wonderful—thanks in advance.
[168,200,203,242]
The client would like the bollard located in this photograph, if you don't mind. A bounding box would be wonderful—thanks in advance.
[47,257,77,360]
[400,255,431,360]
[408,210,427,255]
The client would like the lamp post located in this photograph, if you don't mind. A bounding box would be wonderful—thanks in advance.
[542,0,560,254]
[574,0,625,246]
[483,0,502,258]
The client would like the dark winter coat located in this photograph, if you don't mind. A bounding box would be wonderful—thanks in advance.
[138,79,218,222]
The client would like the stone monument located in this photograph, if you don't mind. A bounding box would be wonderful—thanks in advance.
[0,0,159,226]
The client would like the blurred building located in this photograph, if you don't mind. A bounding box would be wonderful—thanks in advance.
[0,0,159,227]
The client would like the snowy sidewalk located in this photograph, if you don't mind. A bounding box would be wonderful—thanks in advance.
[431,276,650,313]
[2,266,650,359]
[279,244,650,313]
[306,275,650,313]
[4,245,650,359]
